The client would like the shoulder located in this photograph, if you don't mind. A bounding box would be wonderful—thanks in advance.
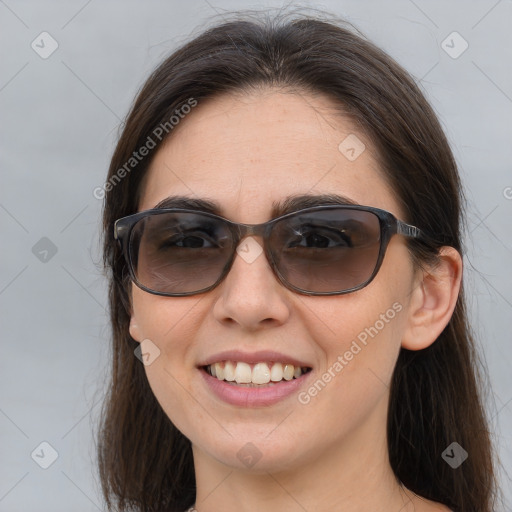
[401,488,452,512]
[419,501,453,511]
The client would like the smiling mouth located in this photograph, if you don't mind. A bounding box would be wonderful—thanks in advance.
[202,361,312,386]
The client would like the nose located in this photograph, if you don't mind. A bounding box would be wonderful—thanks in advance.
[212,236,291,330]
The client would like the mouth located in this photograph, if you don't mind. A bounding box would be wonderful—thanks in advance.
[198,350,314,406]
[202,361,312,386]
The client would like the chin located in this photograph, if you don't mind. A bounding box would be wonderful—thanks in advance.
[191,425,315,473]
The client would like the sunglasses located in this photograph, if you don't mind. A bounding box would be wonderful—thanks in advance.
[114,205,422,297]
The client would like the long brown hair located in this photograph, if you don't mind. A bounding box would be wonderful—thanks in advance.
[98,11,498,512]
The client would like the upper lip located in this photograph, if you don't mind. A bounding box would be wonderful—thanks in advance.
[198,350,313,368]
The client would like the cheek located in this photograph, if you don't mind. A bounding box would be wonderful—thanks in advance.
[300,244,413,415]
[286,298,408,459]
[130,286,203,346]
[130,289,205,426]
[306,297,406,396]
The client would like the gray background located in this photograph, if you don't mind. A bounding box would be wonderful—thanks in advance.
[1,1,511,510]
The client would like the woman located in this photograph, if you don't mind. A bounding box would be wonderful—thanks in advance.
[98,11,497,512]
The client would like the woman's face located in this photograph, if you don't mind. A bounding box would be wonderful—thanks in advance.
[129,89,418,473]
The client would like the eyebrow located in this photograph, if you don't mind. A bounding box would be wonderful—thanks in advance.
[153,193,359,219]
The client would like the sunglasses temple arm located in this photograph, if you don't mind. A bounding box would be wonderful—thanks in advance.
[396,220,422,239]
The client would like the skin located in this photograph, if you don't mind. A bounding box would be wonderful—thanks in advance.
[129,89,462,512]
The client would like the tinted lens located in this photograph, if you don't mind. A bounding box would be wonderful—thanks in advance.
[129,212,233,294]
[269,208,382,293]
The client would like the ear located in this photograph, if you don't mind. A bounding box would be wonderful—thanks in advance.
[401,247,462,350]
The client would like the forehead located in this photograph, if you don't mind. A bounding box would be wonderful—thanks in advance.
[138,89,400,221]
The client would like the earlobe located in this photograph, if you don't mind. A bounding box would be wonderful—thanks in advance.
[129,315,143,343]
[401,247,462,351]
[127,283,143,343]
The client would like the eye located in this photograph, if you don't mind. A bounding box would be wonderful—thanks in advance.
[158,231,218,249]
[288,226,354,249]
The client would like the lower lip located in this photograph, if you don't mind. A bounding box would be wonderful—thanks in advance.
[199,369,311,407]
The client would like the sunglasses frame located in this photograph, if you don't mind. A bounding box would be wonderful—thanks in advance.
[114,204,423,297]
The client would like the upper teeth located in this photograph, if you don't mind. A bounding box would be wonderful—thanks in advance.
[207,361,308,385]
